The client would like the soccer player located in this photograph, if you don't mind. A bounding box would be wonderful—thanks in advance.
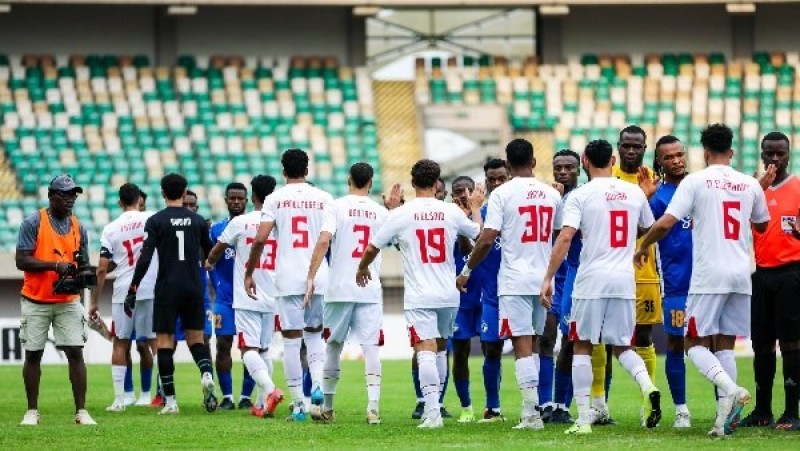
[245,148,333,421]
[614,125,661,403]
[358,159,482,428]
[740,131,800,430]
[476,158,509,423]
[635,124,769,436]
[457,138,562,430]
[637,135,693,427]
[127,173,218,415]
[206,175,284,418]
[209,182,255,410]
[543,139,662,435]
[450,175,484,423]
[89,183,158,412]
[304,163,392,424]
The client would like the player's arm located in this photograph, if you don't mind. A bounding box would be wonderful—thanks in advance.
[467,183,485,231]
[89,252,111,320]
[15,217,68,273]
[129,217,159,292]
[206,241,230,268]
[305,231,333,302]
[634,213,676,267]
[541,226,577,309]
[358,214,399,287]
[356,244,380,287]
[751,184,770,234]
[456,228,497,292]
[244,220,275,298]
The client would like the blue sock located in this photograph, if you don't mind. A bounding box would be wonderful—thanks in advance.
[219,371,233,398]
[140,366,152,393]
[483,356,501,410]
[538,355,555,405]
[241,365,256,398]
[412,369,423,400]
[303,368,312,397]
[565,375,574,408]
[124,365,134,393]
[604,370,612,402]
[554,367,570,406]
[439,368,450,404]
[454,378,471,408]
[666,348,687,405]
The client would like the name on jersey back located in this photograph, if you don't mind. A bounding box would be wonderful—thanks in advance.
[705,179,747,192]
[276,199,326,210]
[349,208,377,220]
[414,211,445,221]
[119,221,144,232]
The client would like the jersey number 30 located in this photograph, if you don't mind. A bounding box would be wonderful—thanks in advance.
[518,205,554,243]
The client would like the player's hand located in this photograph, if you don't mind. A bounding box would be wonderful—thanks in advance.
[124,292,136,318]
[637,166,658,199]
[633,247,650,268]
[540,279,553,310]
[551,182,564,196]
[757,164,777,191]
[456,274,469,293]
[204,259,214,271]
[244,274,257,299]
[789,208,800,238]
[356,267,372,287]
[88,302,99,321]
[383,183,404,210]
[303,278,315,308]
[467,183,486,210]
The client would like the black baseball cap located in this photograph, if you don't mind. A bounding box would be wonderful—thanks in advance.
[49,175,83,193]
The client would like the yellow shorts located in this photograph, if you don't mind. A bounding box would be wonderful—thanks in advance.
[635,282,663,325]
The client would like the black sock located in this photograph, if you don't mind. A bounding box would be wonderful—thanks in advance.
[190,343,214,376]
[782,349,800,418]
[754,351,776,417]
[157,348,176,397]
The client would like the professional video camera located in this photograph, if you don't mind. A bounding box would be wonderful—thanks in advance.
[53,250,97,295]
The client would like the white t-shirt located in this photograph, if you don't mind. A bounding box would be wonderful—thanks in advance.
[218,210,277,312]
[484,177,562,295]
[665,165,770,295]
[371,197,481,310]
[100,210,158,303]
[261,182,334,297]
[322,195,388,303]
[562,177,655,300]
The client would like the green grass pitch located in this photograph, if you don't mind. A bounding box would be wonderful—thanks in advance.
[0,356,797,449]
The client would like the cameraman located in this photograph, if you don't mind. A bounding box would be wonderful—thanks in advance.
[16,175,96,426]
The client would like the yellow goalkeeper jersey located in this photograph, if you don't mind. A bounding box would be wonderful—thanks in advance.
[612,165,660,284]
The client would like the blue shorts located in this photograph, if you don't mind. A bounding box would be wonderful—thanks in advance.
[213,302,236,336]
[551,272,566,317]
[662,294,688,336]
[480,299,503,342]
[559,265,578,336]
[453,305,482,340]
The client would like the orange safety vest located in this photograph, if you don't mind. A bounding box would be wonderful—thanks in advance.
[21,208,81,303]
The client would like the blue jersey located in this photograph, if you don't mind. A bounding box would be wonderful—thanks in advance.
[200,265,211,308]
[479,205,502,306]
[455,243,482,309]
[209,217,236,306]
[650,182,692,297]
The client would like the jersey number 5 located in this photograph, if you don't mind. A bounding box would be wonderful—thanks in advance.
[416,228,445,264]
[723,201,741,240]
[518,205,554,243]
[292,216,309,248]
[122,236,144,266]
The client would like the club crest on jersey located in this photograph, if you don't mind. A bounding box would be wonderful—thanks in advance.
[680,216,693,229]
[171,218,191,226]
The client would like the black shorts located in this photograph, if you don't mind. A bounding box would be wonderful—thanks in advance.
[751,262,800,342]
[153,285,206,334]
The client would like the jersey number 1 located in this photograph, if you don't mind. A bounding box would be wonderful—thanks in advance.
[416,228,445,264]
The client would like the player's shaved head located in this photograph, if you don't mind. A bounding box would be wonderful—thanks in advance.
[411,159,441,189]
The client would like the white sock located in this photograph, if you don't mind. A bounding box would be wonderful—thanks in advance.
[592,396,607,411]
[261,350,273,377]
[323,341,343,411]
[165,395,177,407]
[283,337,304,405]
[418,351,441,418]
[618,349,655,393]
[715,350,737,384]
[243,350,275,395]
[303,331,325,392]
[676,404,689,414]
[112,364,126,402]
[514,356,539,417]
[687,346,738,396]
[436,351,448,395]
[572,354,592,425]
[362,343,381,412]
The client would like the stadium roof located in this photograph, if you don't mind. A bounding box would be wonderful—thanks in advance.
[5,0,800,6]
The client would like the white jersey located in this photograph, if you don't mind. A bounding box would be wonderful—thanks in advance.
[562,177,655,300]
[665,164,769,295]
[261,182,334,297]
[485,177,562,295]
[218,210,277,312]
[322,195,387,303]
[371,197,480,309]
[100,210,158,303]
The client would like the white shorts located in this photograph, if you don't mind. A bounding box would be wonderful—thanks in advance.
[405,307,457,346]
[111,300,155,340]
[686,293,750,338]
[498,295,547,338]
[324,302,382,345]
[276,294,323,331]
[569,298,635,346]
[235,308,275,350]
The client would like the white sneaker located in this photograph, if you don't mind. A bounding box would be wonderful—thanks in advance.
[513,415,544,430]
[75,409,97,425]
[123,392,136,406]
[366,409,382,425]
[159,404,180,415]
[135,393,152,406]
[418,416,444,428]
[106,400,126,412]
[20,409,40,426]
[674,411,691,428]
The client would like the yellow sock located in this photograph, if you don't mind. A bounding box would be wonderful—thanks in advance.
[590,344,606,398]
[635,345,657,383]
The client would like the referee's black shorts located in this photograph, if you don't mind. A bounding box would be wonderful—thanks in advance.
[751,262,800,343]
[153,284,206,334]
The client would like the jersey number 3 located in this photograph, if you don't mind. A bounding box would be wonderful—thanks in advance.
[518,205,554,243]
